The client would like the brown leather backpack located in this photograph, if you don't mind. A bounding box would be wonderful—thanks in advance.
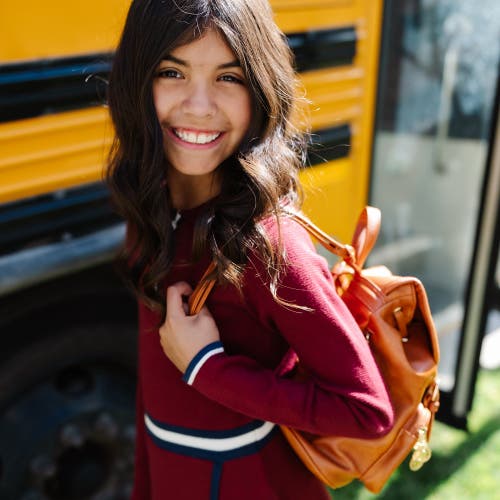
[189,206,440,493]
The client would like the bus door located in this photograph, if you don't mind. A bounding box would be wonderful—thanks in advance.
[369,0,500,428]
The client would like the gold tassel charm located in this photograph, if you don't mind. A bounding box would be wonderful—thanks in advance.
[409,427,432,471]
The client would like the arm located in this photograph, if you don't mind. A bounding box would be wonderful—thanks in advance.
[163,218,394,439]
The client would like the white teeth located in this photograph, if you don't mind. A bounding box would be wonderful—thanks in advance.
[174,129,221,144]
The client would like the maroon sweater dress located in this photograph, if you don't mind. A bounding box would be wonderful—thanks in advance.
[131,203,393,500]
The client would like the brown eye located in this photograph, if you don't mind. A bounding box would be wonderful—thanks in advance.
[218,74,244,84]
[157,69,183,79]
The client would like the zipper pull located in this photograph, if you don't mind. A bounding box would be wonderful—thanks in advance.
[409,426,432,471]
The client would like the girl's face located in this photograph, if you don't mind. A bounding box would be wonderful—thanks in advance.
[153,29,252,195]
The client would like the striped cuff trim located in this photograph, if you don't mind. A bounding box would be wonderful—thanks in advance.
[183,341,224,385]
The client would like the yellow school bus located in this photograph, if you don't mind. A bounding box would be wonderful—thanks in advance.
[1,0,499,497]
[0,0,382,239]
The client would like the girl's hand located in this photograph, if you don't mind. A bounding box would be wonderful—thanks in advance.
[159,281,220,373]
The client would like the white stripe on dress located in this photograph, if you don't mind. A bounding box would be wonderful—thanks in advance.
[144,415,276,452]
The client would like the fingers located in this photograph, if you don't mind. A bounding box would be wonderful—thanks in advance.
[166,281,193,319]
[195,305,213,319]
[160,281,219,372]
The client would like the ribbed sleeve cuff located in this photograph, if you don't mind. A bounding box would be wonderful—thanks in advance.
[183,341,225,386]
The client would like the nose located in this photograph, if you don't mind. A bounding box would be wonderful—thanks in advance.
[181,81,217,118]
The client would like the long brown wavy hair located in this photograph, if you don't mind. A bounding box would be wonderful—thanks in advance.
[106,0,307,320]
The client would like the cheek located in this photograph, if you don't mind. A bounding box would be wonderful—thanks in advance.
[152,85,162,120]
[235,93,253,133]
[152,83,173,120]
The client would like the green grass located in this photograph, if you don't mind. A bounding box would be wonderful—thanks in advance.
[329,369,500,499]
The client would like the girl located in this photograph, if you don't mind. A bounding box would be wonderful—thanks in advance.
[106,1,394,499]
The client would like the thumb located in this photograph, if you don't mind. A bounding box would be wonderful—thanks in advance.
[166,281,193,319]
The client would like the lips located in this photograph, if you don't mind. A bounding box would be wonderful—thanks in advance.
[172,128,222,145]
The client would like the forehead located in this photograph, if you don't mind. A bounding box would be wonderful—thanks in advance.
[168,28,238,66]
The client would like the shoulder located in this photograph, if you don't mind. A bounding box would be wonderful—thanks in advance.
[258,212,317,256]
[247,212,334,295]
[243,211,349,328]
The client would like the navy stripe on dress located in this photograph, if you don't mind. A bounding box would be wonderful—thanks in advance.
[144,413,278,462]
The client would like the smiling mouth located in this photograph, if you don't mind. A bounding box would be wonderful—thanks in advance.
[172,128,222,145]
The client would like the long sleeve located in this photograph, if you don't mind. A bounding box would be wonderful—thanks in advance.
[185,217,394,439]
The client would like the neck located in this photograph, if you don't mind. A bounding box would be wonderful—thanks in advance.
[168,170,221,210]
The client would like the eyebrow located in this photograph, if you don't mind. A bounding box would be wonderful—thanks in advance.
[161,54,241,69]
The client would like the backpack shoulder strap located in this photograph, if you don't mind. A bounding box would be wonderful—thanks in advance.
[284,206,381,269]
[285,211,356,263]
[188,262,217,315]
[351,206,381,268]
